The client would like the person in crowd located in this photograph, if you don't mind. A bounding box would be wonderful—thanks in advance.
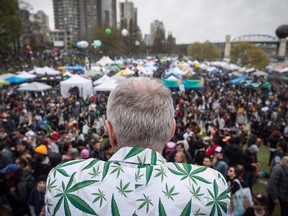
[161,141,176,159]
[15,139,32,158]
[45,77,230,215]
[99,143,113,161]
[80,148,90,159]
[227,165,251,215]
[1,163,35,216]
[266,130,282,166]
[242,144,260,191]
[244,194,269,216]
[213,146,229,178]
[270,140,288,168]
[266,156,288,216]
[27,175,47,216]
[31,145,51,179]
[89,139,103,159]
[46,135,59,153]
[166,142,193,163]
[202,156,212,168]
[0,143,14,169]
[205,138,220,157]
[175,151,187,163]
[224,140,244,166]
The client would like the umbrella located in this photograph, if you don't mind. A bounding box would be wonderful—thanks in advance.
[251,71,268,77]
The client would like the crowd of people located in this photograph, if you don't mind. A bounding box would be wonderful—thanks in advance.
[0,60,288,215]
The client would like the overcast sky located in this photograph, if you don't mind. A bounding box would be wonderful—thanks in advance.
[26,0,288,44]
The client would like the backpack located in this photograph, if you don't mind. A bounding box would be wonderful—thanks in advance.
[232,179,253,216]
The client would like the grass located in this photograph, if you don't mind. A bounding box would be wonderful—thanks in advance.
[252,144,281,215]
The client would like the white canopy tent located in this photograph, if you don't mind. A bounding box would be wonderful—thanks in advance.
[18,82,52,92]
[93,75,116,85]
[96,56,115,65]
[0,73,14,80]
[94,80,118,92]
[251,71,268,77]
[111,74,126,81]
[60,74,93,99]
[16,71,37,79]
[63,71,74,77]
[29,67,60,76]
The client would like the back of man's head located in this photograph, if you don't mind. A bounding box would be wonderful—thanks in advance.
[107,77,175,150]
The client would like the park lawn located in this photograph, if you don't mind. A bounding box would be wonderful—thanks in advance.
[252,144,281,215]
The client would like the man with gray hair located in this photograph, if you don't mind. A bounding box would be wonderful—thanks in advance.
[45,77,230,215]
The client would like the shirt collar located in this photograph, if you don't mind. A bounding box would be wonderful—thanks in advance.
[108,147,166,165]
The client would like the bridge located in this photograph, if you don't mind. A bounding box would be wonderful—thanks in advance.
[177,34,286,56]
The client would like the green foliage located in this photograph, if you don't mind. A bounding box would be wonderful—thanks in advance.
[0,0,23,52]
[87,27,145,57]
[152,26,166,53]
[231,42,270,69]
[187,42,221,61]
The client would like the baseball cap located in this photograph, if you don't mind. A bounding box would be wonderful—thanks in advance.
[215,146,223,153]
[0,164,19,174]
[34,144,48,155]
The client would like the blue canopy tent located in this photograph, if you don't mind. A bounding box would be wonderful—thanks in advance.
[162,79,180,88]
[65,65,83,71]
[183,80,205,89]
[230,76,247,84]
[5,76,28,83]
[207,67,220,74]
[164,73,181,79]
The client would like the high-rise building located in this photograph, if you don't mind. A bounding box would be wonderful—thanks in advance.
[53,0,117,46]
[119,0,138,34]
[150,20,165,45]
[53,0,80,47]
[101,0,117,28]
[79,0,98,40]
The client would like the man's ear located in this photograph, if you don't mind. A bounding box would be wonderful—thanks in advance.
[105,120,118,149]
[167,119,176,142]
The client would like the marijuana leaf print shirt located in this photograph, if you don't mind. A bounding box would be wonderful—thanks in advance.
[45,147,230,216]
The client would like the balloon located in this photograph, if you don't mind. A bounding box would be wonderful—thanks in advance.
[92,40,102,48]
[121,29,129,37]
[134,40,140,46]
[105,28,112,35]
[77,41,89,48]
[195,63,200,68]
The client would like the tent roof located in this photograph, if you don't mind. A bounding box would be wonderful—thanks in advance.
[60,74,91,85]
[0,73,14,80]
[94,80,118,92]
[18,81,52,92]
[93,75,116,85]
[96,56,115,65]
[251,71,268,77]
[16,71,36,79]
[5,76,27,83]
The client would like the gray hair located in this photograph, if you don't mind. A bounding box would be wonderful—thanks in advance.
[107,77,175,150]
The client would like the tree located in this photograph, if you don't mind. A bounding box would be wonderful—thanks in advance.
[0,0,23,53]
[231,42,270,69]
[152,26,165,54]
[187,42,221,61]
[87,27,145,58]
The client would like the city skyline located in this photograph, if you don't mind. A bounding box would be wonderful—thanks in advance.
[26,0,288,44]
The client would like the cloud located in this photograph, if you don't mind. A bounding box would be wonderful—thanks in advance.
[28,0,288,43]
